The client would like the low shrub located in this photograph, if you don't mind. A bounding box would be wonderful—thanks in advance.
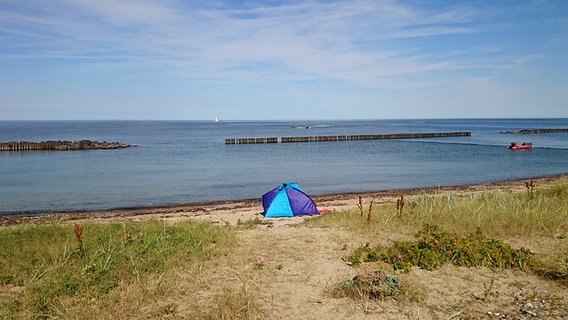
[339,270,400,299]
[345,224,540,272]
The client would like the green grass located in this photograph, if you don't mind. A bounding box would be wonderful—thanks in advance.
[0,220,234,319]
[404,184,568,238]
[303,181,568,239]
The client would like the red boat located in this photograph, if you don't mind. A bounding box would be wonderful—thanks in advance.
[507,142,533,150]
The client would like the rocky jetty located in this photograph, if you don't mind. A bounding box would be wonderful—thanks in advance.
[0,140,132,151]
[503,128,568,134]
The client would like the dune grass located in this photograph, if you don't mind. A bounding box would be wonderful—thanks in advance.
[0,220,235,319]
[302,181,568,239]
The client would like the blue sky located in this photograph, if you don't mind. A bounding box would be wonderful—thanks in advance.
[1,0,567,120]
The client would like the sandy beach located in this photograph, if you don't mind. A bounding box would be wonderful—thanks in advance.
[4,174,565,226]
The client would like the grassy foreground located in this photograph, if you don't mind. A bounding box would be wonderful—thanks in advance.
[1,177,567,319]
[304,180,568,279]
[0,220,236,319]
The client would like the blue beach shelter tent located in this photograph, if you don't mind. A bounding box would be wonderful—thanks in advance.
[262,183,319,218]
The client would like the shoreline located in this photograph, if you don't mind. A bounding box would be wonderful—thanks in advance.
[2,174,566,226]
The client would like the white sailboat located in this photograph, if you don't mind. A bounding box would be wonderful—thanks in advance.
[214,116,219,122]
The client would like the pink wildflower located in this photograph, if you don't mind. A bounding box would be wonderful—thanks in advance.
[254,257,265,270]
[396,253,404,260]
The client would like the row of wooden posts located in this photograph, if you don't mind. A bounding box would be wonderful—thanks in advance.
[225,131,471,144]
[0,140,131,151]
[0,141,75,151]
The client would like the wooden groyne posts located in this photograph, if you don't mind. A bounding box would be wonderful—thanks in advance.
[0,140,132,151]
[225,131,471,144]
[224,137,278,144]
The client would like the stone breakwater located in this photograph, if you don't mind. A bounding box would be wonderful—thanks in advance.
[503,128,568,134]
[0,140,132,151]
[225,131,471,144]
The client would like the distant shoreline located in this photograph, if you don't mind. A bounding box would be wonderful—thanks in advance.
[2,173,565,225]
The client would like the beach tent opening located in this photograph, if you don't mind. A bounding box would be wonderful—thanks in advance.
[262,183,319,218]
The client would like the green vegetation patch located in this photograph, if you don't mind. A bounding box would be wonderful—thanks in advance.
[339,270,400,299]
[0,220,234,318]
[236,217,274,229]
[345,224,540,272]
[303,181,568,240]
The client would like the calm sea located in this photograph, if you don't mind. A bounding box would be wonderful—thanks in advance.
[1,119,567,216]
